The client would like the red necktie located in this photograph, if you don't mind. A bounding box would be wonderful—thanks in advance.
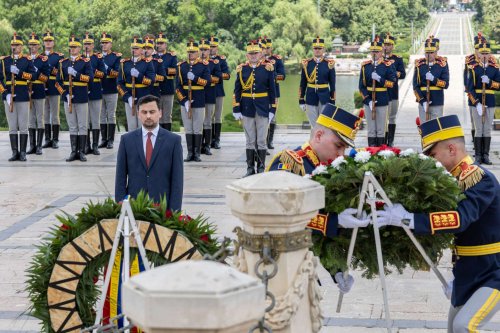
[146,132,153,167]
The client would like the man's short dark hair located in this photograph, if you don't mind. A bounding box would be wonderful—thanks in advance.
[138,95,160,109]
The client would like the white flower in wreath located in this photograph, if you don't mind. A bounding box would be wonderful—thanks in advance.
[312,164,328,176]
[435,161,444,169]
[331,156,347,170]
[354,150,371,163]
[400,148,416,157]
[418,153,429,160]
[378,150,395,159]
[303,174,312,179]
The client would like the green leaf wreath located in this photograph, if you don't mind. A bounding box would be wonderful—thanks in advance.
[310,147,465,279]
[25,192,219,332]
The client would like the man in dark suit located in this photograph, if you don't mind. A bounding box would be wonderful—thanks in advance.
[115,94,183,211]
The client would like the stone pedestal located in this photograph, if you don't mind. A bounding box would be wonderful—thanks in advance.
[226,171,325,333]
[122,260,265,333]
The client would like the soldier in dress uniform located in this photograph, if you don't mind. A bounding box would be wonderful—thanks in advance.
[117,37,155,131]
[263,37,285,151]
[210,36,230,149]
[359,35,397,146]
[466,40,500,165]
[176,40,210,162]
[41,31,64,149]
[413,39,449,123]
[143,34,166,99]
[299,36,336,127]
[82,33,106,155]
[464,33,483,142]
[98,32,121,149]
[376,115,500,333]
[55,35,93,162]
[382,32,406,147]
[199,38,222,156]
[0,33,36,161]
[26,32,50,155]
[154,32,177,131]
[233,40,276,177]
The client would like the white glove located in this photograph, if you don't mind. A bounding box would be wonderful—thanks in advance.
[299,104,306,112]
[425,72,435,81]
[33,66,38,73]
[66,95,74,103]
[104,63,109,71]
[184,101,190,113]
[67,66,77,77]
[6,94,12,106]
[268,113,275,124]
[481,75,490,84]
[374,204,414,229]
[335,272,354,294]
[422,101,433,111]
[130,68,140,78]
[338,208,370,229]
[371,72,381,82]
[10,65,19,75]
[442,279,453,300]
[476,103,483,116]
[187,71,195,80]
[233,112,242,120]
[128,96,133,109]
[368,100,374,111]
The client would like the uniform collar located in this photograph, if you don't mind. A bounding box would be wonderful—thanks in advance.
[314,57,323,63]
[450,155,474,178]
[299,142,320,167]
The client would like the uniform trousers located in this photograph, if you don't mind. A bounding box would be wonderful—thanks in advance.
[44,95,60,125]
[4,101,29,134]
[388,99,399,125]
[418,104,444,123]
[88,99,102,129]
[64,102,88,135]
[213,96,224,123]
[365,103,388,138]
[29,98,45,129]
[100,93,117,124]
[180,106,204,134]
[471,106,494,137]
[204,104,215,129]
[159,94,174,124]
[125,102,139,131]
[242,114,269,150]
[305,103,325,128]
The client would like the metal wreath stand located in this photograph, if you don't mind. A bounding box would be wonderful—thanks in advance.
[336,171,448,333]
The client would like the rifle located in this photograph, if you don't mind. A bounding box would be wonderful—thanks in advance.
[10,47,15,113]
[371,53,376,120]
[68,47,73,114]
[131,47,136,116]
[187,64,193,120]
[425,53,431,121]
[481,61,487,124]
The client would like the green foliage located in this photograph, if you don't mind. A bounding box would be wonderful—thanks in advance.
[353,91,364,109]
[473,0,500,43]
[25,193,219,332]
[311,152,463,278]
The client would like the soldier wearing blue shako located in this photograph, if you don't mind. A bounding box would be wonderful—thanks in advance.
[41,31,64,149]
[82,33,106,155]
[382,32,406,147]
[466,39,500,165]
[376,114,500,333]
[143,34,166,99]
[299,36,336,127]
[26,32,50,156]
[117,37,155,131]
[176,40,211,162]
[263,37,285,151]
[210,36,230,149]
[55,35,93,162]
[154,32,177,131]
[464,33,482,142]
[233,40,277,177]
[98,32,121,149]
[359,35,397,146]
[413,38,449,123]
[1,33,37,161]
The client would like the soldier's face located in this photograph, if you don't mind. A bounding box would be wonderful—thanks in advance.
[83,43,94,53]
[44,40,54,50]
[11,44,22,54]
[383,44,393,54]
[426,52,436,62]
[313,47,323,58]
[156,42,166,52]
[132,47,142,57]
[201,48,210,59]
[29,44,40,54]
[188,51,198,61]
[246,52,260,63]
[138,101,162,130]
[101,41,112,52]
[265,47,272,56]
[371,51,382,61]
[312,129,347,163]
[210,46,218,56]
[480,53,490,64]
[143,47,154,57]
[70,46,80,56]
[427,140,460,171]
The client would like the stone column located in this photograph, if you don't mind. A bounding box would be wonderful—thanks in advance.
[226,171,325,333]
[122,260,266,333]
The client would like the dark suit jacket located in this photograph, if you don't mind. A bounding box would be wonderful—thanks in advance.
[115,127,183,211]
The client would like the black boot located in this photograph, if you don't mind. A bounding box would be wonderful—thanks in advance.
[8,134,19,161]
[66,135,78,162]
[377,137,385,146]
[36,128,44,155]
[267,123,276,149]
[19,134,28,161]
[471,130,475,144]
[27,128,37,154]
[107,124,115,149]
[184,134,194,162]
[213,123,221,149]
[193,134,202,162]
[473,137,482,164]
[42,124,52,148]
[98,124,108,148]
[368,137,377,147]
[244,149,256,177]
[482,137,493,165]
[84,128,92,154]
[92,129,100,155]
[257,149,267,173]
[79,135,87,162]
[211,124,216,148]
[387,124,396,147]
[52,125,60,149]
[203,129,212,155]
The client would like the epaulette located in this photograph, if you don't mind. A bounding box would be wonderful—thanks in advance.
[219,55,226,60]
[236,63,243,73]
[177,60,186,66]
[327,59,335,69]
[120,58,130,63]
[458,164,485,191]
[82,57,90,62]
[361,59,372,66]
[41,55,48,61]
[144,58,151,63]
[278,150,305,175]
[384,59,395,66]
[212,59,219,64]
[436,56,448,66]
[96,53,103,58]
[155,58,163,63]
[467,63,478,69]
[301,58,309,66]
[56,52,64,56]
[267,59,276,65]
[415,58,425,66]
[202,59,209,65]
[393,54,402,58]
[168,51,176,56]
[114,52,123,57]
[273,54,282,60]
[265,62,274,71]
[59,58,67,63]
[0,56,5,60]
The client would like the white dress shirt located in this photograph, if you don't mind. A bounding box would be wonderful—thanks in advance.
[142,125,159,156]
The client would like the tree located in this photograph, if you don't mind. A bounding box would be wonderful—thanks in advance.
[349,0,398,43]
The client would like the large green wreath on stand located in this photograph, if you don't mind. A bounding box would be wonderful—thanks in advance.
[25,192,219,332]
[310,146,465,279]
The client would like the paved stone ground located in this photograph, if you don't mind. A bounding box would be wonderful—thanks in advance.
[1,11,500,333]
